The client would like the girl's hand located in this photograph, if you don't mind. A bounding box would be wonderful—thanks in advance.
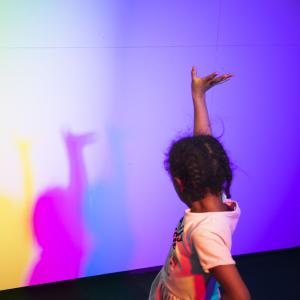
[191,66,233,99]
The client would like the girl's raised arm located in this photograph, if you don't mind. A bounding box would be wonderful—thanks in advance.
[191,66,232,136]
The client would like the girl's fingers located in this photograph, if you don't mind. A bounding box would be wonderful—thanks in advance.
[205,72,218,81]
[191,67,232,87]
[191,66,197,79]
[210,74,232,85]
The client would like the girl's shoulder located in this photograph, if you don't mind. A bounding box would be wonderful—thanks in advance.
[185,202,240,241]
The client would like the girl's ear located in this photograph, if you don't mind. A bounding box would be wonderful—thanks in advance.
[173,177,184,194]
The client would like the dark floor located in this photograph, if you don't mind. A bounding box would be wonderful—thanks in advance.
[0,247,299,300]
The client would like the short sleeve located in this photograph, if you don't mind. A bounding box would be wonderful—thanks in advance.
[191,229,235,273]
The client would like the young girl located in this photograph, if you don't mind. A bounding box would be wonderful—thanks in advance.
[149,67,251,300]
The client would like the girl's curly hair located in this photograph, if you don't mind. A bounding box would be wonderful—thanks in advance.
[164,135,233,202]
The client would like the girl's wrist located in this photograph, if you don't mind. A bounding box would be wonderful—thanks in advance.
[192,93,206,103]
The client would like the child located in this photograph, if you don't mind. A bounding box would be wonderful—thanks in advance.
[149,67,251,300]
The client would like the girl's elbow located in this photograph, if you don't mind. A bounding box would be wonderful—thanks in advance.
[222,288,251,300]
[236,290,251,300]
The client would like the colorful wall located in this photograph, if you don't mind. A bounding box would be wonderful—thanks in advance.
[1,0,300,291]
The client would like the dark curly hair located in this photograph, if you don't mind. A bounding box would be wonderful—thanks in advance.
[164,135,233,203]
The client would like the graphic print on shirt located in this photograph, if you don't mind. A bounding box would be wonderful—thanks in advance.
[165,217,184,275]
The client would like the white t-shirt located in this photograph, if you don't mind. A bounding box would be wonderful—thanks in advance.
[149,200,240,300]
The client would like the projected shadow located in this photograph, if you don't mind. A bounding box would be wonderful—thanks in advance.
[28,131,94,285]
[0,141,33,290]
[83,128,134,275]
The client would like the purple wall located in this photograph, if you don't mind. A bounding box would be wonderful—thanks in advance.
[1,0,300,289]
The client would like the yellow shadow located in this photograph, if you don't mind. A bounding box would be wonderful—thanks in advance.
[0,140,34,290]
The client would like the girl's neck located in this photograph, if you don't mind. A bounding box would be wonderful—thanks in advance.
[189,193,229,213]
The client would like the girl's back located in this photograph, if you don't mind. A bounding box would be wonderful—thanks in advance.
[149,200,240,300]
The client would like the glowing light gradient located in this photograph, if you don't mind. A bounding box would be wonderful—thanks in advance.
[0,0,300,291]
